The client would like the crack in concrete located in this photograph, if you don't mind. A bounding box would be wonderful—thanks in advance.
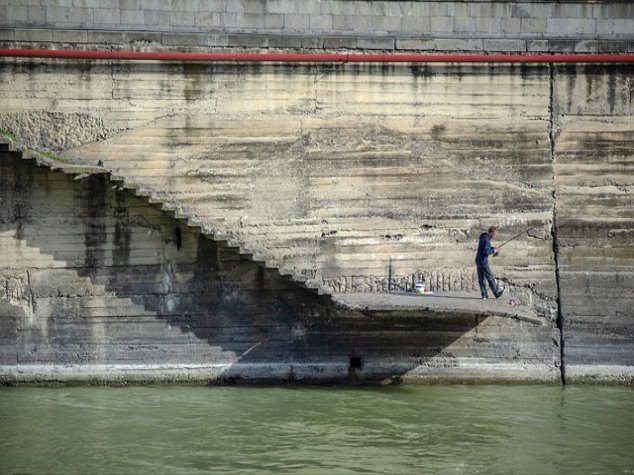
[549,63,566,385]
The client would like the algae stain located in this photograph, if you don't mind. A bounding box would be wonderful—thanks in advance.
[0,129,17,142]
[113,189,131,267]
[182,62,211,102]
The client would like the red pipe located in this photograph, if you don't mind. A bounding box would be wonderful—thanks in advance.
[1,48,633,63]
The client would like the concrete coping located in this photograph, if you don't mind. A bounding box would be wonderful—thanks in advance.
[333,291,545,326]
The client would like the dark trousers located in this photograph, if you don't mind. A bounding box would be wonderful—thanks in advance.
[476,261,499,297]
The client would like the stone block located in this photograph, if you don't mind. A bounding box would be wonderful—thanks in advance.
[198,0,225,13]
[179,0,199,11]
[395,38,435,51]
[52,29,87,43]
[500,18,521,35]
[93,8,120,26]
[320,1,356,16]
[145,10,171,28]
[87,30,126,44]
[27,6,46,23]
[430,17,453,33]
[428,2,449,16]
[613,19,634,38]
[283,14,309,31]
[237,12,265,29]
[264,13,284,30]
[267,35,302,48]
[161,33,208,47]
[46,6,94,25]
[120,9,144,26]
[221,12,239,29]
[548,40,577,53]
[476,17,500,35]
[553,3,589,19]
[15,28,52,42]
[265,0,297,15]
[349,14,386,34]
[295,0,324,15]
[378,15,401,33]
[323,36,356,49]
[356,37,394,51]
[7,5,28,23]
[435,38,483,52]
[224,1,245,13]
[547,18,596,38]
[309,14,332,31]
[521,18,547,35]
[527,40,549,53]
[593,2,634,19]
[195,11,220,28]
[72,0,106,7]
[227,34,269,48]
[209,34,229,47]
[244,0,266,14]
[483,39,526,53]
[301,36,322,49]
[454,17,476,33]
[169,11,198,29]
[124,31,162,43]
[332,15,354,32]
[119,0,143,10]
[515,3,553,19]
[598,41,627,53]
[401,14,431,33]
[574,40,599,53]
[595,19,614,37]
[0,28,15,41]
[44,0,74,6]
[448,3,469,17]
[468,3,494,18]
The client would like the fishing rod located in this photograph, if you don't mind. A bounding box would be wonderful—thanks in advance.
[497,224,542,249]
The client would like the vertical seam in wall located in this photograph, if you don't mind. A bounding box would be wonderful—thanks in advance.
[549,62,566,385]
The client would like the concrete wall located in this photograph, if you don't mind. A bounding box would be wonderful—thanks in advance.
[552,64,634,383]
[0,0,632,384]
[0,152,560,384]
[0,58,632,384]
[1,1,633,53]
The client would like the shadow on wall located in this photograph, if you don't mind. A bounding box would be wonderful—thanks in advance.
[0,151,482,384]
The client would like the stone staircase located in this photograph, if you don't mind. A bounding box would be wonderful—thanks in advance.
[1,107,555,301]
[0,136,334,296]
[0,59,559,302]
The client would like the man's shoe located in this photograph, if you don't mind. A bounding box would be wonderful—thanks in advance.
[495,287,505,299]
[482,296,488,300]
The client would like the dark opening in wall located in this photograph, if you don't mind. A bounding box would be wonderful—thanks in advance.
[349,356,363,369]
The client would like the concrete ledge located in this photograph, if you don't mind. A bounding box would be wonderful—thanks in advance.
[566,365,634,385]
[333,292,546,326]
[3,27,633,54]
[0,361,561,386]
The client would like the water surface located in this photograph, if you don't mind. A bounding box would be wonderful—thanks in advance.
[1,385,633,474]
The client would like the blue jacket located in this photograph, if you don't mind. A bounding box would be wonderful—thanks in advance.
[475,232,495,266]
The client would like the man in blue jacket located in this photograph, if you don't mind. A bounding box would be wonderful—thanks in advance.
[476,226,505,299]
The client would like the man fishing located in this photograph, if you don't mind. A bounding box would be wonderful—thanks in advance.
[475,226,505,299]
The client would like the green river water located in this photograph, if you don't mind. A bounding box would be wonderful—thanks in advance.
[1,385,633,475]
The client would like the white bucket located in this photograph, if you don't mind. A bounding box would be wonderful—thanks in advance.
[415,283,426,294]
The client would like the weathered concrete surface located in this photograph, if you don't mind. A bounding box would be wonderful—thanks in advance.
[335,292,544,326]
[0,60,558,313]
[553,64,634,384]
[1,0,633,54]
[0,58,632,384]
[0,151,560,384]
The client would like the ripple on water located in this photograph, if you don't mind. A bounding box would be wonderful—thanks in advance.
[0,385,633,475]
